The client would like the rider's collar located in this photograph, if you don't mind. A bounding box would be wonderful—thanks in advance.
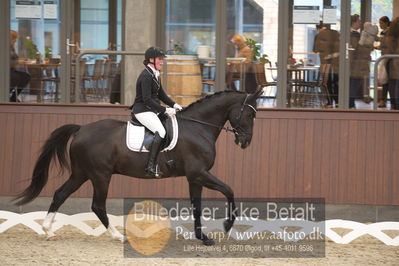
[147,64,160,80]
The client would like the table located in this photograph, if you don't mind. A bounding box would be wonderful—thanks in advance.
[17,62,60,102]
[199,57,247,92]
[268,65,327,107]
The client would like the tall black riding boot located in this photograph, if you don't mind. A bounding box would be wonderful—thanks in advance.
[145,132,164,177]
[9,88,17,102]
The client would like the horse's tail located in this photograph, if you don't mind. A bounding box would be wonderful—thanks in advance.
[14,124,81,206]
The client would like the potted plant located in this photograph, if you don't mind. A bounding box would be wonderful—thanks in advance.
[243,37,272,93]
[245,37,270,64]
[45,47,52,59]
[24,38,39,61]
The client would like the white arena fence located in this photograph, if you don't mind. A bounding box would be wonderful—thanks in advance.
[0,211,398,246]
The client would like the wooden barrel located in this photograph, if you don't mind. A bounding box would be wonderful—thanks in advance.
[162,55,202,106]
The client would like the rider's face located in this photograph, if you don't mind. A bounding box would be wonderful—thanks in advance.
[150,57,164,70]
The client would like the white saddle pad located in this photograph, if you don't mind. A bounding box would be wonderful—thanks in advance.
[126,116,179,152]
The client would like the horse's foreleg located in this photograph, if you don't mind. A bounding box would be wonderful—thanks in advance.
[188,181,214,246]
[90,176,126,243]
[42,212,56,238]
[43,174,87,239]
[200,170,237,233]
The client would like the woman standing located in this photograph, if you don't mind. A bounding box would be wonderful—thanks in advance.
[131,47,182,177]
[377,16,391,108]
[9,30,31,102]
[384,17,399,110]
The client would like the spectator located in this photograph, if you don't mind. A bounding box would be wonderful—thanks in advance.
[226,34,255,92]
[376,16,391,108]
[9,30,31,102]
[349,15,374,108]
[360,22,378,103]
[313,23,340,107]
[384,17,399,110]
[359,22,379,46]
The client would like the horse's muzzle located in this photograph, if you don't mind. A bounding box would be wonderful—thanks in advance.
[235,136,251,149]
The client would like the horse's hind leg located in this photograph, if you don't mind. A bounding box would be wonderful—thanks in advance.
[90,175,126,242]
[43,173,88,238]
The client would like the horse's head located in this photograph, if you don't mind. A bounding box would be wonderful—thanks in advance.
[228,88,263,149]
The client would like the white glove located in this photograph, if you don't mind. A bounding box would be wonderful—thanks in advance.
[165,107,176,116]
[173,103,183,111]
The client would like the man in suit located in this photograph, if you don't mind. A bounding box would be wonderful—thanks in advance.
[349,14,362,108]
[313,23,340,107]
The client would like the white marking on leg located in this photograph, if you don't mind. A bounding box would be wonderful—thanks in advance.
[42,212,56,238]
[107,224,126,243]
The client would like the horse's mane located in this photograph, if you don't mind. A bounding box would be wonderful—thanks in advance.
[180,90,246,113]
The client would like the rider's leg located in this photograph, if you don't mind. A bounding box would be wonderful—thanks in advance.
[134,112,166,177]
[145,132,164,176]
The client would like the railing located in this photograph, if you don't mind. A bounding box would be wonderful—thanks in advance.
[74,50,144,103]
[373,54,399,110]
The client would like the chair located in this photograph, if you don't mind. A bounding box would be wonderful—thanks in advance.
[200,60,215,93]
[41,58,61,102]
[294,64,331,108]
[84,59,105,102]
[25,64,45,102]
[98,59,116,102]
[70,58,89,102]
[269,62,278,83]
[253,62,277,103]
[226,59,247,91]
[109,62,121,104]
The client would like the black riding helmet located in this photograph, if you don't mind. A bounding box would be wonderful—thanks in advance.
[143,47,166,67]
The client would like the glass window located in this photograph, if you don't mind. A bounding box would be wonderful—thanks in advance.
[165,0,215,55]
[225,0,278,108]
[10,0,61,103]
[370,1,392,108]
[116,0,123,51]
[286,0,341,109]
[164,0,216,106]
[75,0,122,104]
[350,0,395,110]
[80,0,109,51]
[8,0,122,104]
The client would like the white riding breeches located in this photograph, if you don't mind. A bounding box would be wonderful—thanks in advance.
[134,112,166,138]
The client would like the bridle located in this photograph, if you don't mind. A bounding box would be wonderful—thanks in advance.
[178,94,257,136]
[233,94,257,135]
[235,94,257,122]
[232,94,257,137]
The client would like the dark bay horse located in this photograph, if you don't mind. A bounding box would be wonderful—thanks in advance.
[15,89,263,246]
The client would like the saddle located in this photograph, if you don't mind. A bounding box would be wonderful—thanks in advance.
[126,114,178,152]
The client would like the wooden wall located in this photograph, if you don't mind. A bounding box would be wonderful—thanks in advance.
[1,103,398,205]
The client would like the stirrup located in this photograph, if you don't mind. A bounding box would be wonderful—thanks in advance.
[146,164,163,178]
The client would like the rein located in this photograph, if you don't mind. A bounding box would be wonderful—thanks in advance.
[177,94,257,136]
[178,114,237,134]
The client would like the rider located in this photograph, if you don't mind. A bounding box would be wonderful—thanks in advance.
[131,47,182,177]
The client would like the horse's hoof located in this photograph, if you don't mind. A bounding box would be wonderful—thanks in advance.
[202,238,215,246]
[111,234,127,243]
[223,219,234,232]
[43,226,56,239]
[46,235,57,241]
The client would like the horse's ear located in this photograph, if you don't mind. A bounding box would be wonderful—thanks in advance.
[248,87,263,101]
